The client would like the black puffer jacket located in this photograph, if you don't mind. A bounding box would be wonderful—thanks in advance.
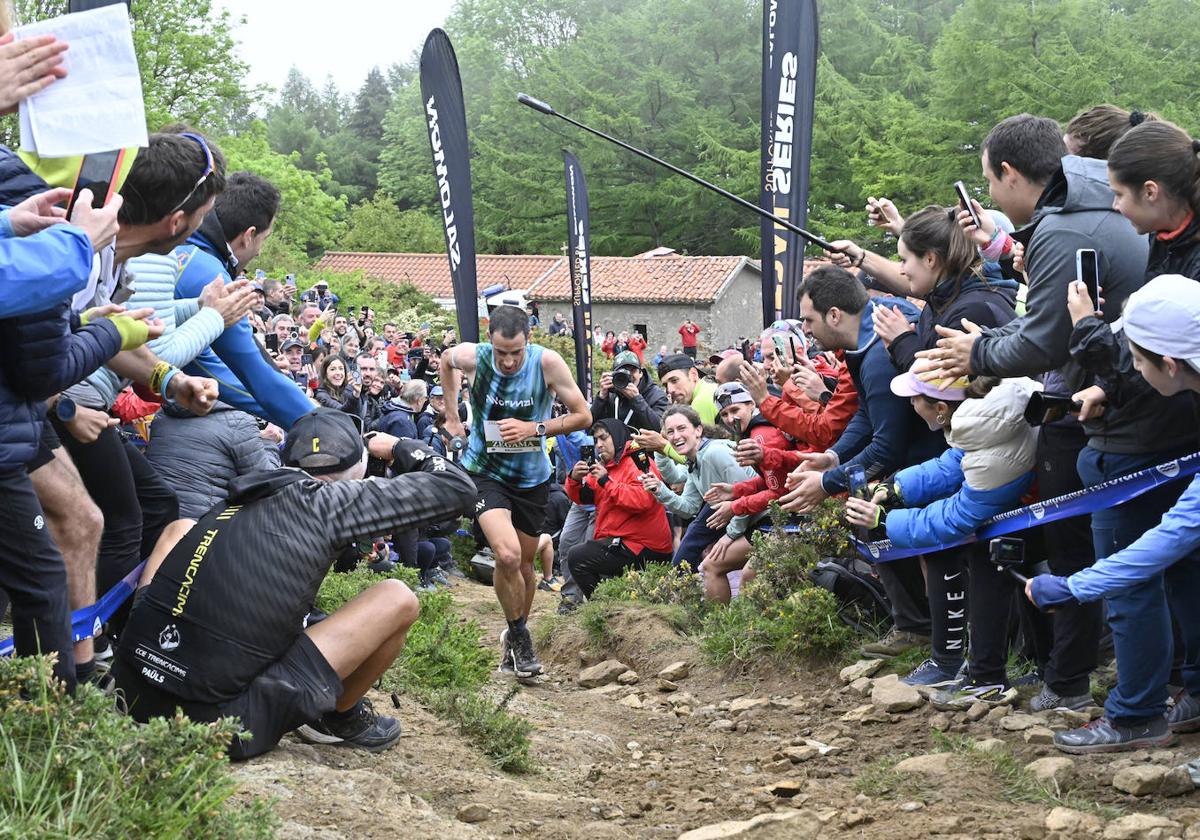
[145,403,281,519]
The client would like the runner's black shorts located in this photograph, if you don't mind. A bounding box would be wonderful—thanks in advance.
[471,473,551,537]
[113,632,341,761]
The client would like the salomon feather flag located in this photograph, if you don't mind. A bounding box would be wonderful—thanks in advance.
[563,150,594,395]
[420,29,479,343]
[761,0,819,322]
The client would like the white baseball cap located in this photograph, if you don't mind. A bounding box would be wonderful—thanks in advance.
[1122,274,1200,374]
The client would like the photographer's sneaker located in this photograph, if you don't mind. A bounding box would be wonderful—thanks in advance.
[1029,685,1093,713]
[1169,691,1200,733]
[497,629,515,674]
[931,681,1018,711]
[507,625,543,678]
[900,658,961,687]
[1054,715,1175,755]
[860,628,929,659]
[295,698,402,753]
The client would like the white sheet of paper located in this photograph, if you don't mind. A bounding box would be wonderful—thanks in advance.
[15,4,148,157]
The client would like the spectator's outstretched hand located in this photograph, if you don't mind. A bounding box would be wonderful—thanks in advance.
[167,373,219,416]
[703,482,735,504]
[1066,279,1104,325]
[0,32,68,114]
[7,187,69,235]
[956,200,995,248]
[63,404,117,444]
[866,196,903,236]
[825,240,862,270]
[69,190,122,252]
[915,319,982,379]
[737,360,769,403]
[209,279,257,328]
[779,470,827,513]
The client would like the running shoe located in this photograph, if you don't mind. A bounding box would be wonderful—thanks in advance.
[930,681,1018,711]
[537,578,557,593]
[1053,715,1175,754]
[508,625,543,678]
[497,628,515,674]
[860,628,929,659]
[1029,685,1093,713]
[295,698,402,752]
[900,658,961,687]
[1169,691,1200,734]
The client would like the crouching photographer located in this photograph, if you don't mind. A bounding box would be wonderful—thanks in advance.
[111,410,476,760]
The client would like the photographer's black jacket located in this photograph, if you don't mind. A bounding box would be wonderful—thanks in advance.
[115,440,474,710]
[589,368,669,431]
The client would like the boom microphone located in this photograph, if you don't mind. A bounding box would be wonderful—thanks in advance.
[517,92,838,252]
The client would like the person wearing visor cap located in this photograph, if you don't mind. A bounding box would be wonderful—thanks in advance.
[699,382,796,602]
[111,409,475,760]
[1028,274,1200,755]
[632,354,718,466]
[844,358,1039,702]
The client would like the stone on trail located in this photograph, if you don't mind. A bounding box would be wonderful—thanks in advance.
[677,809,823,840]
[965,702,990,722]
[1024,756,1075,787]
[848,677,873,697]
[658,678,680,693]
[999,712,1041,731]
[782,746,819,763]
[840,703,893,724]
[1102,813,1182,840]
[456,804,490,823]
[729,697,771,715]
[617,670,640,685]
[1160,766,1195,797]
[975,738,1006,754]
[766,779,805,798]
[893,753,957,776]
[898,801,925,812]
[618,694,644,709]
[659,661,692,681]
[578,659,631,689]
[1045,807,1102,834]
[1023,726,1056,745]
[870,674,922,713]
[1112,764,1168,796]
[840,659,884,684]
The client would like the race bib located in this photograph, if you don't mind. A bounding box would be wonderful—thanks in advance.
[484,420,542,454]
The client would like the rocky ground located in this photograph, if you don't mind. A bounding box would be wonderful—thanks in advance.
[232,579,1200,839]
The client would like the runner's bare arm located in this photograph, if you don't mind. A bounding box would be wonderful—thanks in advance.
[541,349,592,436]
[439,342,477,437]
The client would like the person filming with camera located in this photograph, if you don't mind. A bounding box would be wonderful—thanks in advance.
[590,350,668,430]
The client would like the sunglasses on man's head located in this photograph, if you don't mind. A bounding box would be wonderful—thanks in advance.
[167,132,216,215]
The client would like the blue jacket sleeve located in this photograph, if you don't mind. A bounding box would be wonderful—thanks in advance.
[884,472,1034,550]
[0,224,94,319]
[895,449,965,507]
[176,253,312,428]
[830,402,871,465]
[3,306,122,399]
[1067,473,1200,602]
[824,349,914,494]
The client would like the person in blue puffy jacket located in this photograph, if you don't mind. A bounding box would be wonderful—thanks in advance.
[846,361,1039,706]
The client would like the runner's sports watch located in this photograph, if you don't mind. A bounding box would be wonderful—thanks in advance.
[534,422,547,436]
[55,396,77,422]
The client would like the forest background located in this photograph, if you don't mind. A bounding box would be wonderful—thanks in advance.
[7,0,1198,304]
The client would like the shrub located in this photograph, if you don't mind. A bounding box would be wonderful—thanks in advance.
[0,657,276,840]
[314,563,418,614]
[699,586,854,664]
[423,687,533,774]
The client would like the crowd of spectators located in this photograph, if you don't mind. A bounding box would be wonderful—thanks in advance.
[4,7,1200,764]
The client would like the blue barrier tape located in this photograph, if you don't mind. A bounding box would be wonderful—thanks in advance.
[761,452,1200,564]
[0,561,146,657]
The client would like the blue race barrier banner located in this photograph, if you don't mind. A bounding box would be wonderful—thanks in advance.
[763,453,1200,563]
[0,560,145,657]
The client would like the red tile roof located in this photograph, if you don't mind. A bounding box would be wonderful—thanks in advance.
[315,252,833,305]
[314,252,563,300]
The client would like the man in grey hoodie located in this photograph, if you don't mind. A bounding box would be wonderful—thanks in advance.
[922,114,1149,714]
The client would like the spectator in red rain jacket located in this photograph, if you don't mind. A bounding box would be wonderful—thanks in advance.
[678,318,701,359]
[561,418,672,604]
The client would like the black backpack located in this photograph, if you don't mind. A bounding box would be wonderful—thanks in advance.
[809,556,892,635]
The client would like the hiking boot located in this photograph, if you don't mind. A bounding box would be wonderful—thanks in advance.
[506,625,543,678]
[557,596,582,615]
[1029,685,1093,713]
[860,628,929,659]
[931,682,1018,711]
[1169,691,1200,734]
[497,628,515,674]
[901,658,961,688]
[295,698,402,753]
[1054,715,1175,755]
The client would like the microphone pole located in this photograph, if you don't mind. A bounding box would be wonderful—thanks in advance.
[517,93,839,253]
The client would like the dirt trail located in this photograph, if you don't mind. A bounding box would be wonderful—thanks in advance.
[234,580,1200,839]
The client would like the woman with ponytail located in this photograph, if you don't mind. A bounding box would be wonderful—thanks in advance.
[878,206,1018,373]
[1064,105,1158,160]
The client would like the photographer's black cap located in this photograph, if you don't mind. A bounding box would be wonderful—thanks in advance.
[283,409,364,475]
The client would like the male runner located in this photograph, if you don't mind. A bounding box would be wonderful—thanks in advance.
[440,305,591,677]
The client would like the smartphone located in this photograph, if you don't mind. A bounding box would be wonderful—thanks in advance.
[580,444,595,465]
[352,369,362,384]
[771,333,791,365]
[847,464,867,499]
[289,326,300,340]
[631,448,652,474]
[1023,391,1084,426]
[1076,248,1100,310]
[301,353,313,366]
[989,537,1028,583]
[953,180,982,229]
[265,333,279,353]
[67,149,126,215]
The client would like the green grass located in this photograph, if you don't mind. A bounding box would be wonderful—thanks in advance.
[931,731,1122,819]
[851,753,931,800]
[320,564,534,773]
[0,656,276,840]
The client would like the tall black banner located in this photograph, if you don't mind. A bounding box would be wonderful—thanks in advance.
[563,150,593,395]
[420,29,479,343]
[760,0,819,322]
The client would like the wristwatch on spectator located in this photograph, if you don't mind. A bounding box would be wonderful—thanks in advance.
[55,396,77,423]
[534,421,548,436]
[817,390,832,406]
